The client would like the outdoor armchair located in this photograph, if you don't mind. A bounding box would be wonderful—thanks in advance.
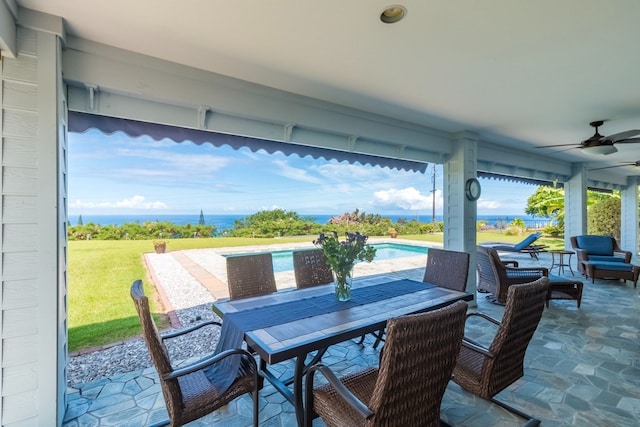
[130,280,259,427]
[453,277,549,427]
[305,300,468,427]
[570,235,638,286]
[476,245,548,304]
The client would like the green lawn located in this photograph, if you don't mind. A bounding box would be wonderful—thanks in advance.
[68,232,563,352]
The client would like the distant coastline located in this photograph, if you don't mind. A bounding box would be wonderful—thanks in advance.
[70,213,551,230]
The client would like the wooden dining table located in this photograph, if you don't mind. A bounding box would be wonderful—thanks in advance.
[212,274,473,426]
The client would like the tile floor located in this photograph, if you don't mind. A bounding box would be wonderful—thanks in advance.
[63,245,640,426]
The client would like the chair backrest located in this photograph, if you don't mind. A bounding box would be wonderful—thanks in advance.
[226,253,277,300]
[423,247,470,292]
[572,235,615,255]
[130,280,182,417]
[513,232,541,250]
[483,277,549,397]
[368,300,468,426]
[476,245,500,295]
[293,249,334,289]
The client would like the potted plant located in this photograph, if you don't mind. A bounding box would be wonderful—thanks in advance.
[388,227,398,238]
[153,239,167,254]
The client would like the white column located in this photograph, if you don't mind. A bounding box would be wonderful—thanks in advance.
[564,163,588,248]
[444,132,478,300]
[620,176,639,256]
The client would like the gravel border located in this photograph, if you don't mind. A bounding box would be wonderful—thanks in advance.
[67,253,220,387]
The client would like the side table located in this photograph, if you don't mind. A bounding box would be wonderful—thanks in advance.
[550,250,574,276]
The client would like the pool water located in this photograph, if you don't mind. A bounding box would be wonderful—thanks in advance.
[225,243,429,273]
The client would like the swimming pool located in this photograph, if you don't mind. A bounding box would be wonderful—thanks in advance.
[224,242,429,273]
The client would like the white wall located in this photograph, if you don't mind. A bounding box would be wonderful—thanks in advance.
[1,24,65,426]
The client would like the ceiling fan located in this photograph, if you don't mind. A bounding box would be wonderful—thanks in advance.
[539,121,640,155]
[589,160,640,171]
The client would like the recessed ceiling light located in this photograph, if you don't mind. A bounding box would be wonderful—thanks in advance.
[380,5,407,24]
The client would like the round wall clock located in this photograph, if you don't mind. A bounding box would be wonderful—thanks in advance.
[465,178,481,201]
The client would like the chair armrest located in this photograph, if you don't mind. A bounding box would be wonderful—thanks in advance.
[574,248,589,262]
[466,312,501,327]
[161,320,221,340]
[500,260,519,267]
[163,347,255,380]
[461,338,495,358]
[306,364,374,420]
[613,250,632,263]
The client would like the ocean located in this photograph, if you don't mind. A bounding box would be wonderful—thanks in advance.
[71,214,551,230]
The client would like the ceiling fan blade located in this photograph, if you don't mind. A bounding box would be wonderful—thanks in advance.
[607,130,640,141]
[536,143,580,149]
[614,137,640,144]
[589,164,631,171]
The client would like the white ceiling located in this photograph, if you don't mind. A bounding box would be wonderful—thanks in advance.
[16,0,640,176]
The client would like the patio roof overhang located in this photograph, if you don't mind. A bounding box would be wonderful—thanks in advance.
[68,111,429,174]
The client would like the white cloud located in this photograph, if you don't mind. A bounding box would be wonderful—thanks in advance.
[272,160,323,184]
[477,200,502,210]
[116,148,230,174]
[372,187,442,211]
[70,195,168,210]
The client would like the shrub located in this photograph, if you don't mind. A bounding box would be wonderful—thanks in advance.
[504,225,524,236]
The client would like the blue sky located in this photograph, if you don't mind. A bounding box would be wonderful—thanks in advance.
[68,129,536,217]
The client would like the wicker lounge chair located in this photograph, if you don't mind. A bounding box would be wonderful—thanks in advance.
[305,300,468,427]
[423,247,470,292]
[453,277,549,427]
[480,232,547,259]
[476,245,548,304]
[293,249,334,289]
[226,253,277,299]
[130,280,259,427]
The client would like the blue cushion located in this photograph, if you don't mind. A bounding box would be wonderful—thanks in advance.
[513,233,540,250]
[584,261,632,271]
[576,235,613,256]
[588,255,625,263]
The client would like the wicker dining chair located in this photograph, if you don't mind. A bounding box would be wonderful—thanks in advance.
[226,253,277,299]
[368,247,470,350]
[305,300,468,427]
[453,277,549,427]
[130,280,259,427]
[293,249,334,289]
[423,247,470,292]
[476,245,548,304]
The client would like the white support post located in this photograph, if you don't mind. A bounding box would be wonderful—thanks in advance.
[620,176,639,256]
[564,163,588,248]
[444,132,478,301]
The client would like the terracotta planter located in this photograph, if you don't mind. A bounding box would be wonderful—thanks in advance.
[389,232,398,238]
[154,243,166,254]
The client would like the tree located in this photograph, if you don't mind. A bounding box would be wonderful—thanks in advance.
[588,196,621,239]
[525,185,617,233]
[199,209,205,225]
[525,186,564,219]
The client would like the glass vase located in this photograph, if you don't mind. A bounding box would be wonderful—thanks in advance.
[333,266,353,302]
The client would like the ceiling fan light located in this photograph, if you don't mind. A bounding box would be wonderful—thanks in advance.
[583,145,618,155]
